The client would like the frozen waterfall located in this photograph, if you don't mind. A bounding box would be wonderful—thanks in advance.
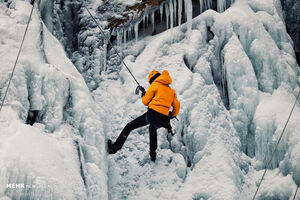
[115,0,235,45]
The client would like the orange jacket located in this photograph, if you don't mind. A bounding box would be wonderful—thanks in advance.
[142,70,180,116]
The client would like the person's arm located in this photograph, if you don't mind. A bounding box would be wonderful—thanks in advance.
[142,85,156,106]
[171,93,180,116]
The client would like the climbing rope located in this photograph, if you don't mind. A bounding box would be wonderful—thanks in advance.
[293,180,300,200]
[84,6,141,87]
[0,0,35,114]
[252,89,300,200]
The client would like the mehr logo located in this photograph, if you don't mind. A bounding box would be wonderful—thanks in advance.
[6,184,25,189]
[6,183,51,189]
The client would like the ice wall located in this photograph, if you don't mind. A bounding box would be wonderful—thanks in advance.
[108,0,300,198]
[0,1,107,199]
[115,0,236,52]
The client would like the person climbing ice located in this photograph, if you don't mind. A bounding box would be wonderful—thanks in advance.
[107,70,180,162]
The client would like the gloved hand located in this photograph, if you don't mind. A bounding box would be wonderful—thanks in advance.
[135,86,146,96]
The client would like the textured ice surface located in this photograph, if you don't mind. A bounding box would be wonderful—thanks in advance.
[0,0,299,200]
[0,1,107,199]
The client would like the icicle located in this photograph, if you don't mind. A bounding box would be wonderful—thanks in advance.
[207,0,212,9]
[143,15,146,32]
[165,3,169,29]
[178,0,182,26]
[199,0,204,13]
[146,13,149,28]
[123,29,127,46]
[184,0,193,34]
[117,29,120,47]
[120,29,124,48]
[160,3,163,23]
[169,0,174,29]
[151,12,155,32]
[134,22,139,42]
[173,0,177,26]
[217,0,226,12]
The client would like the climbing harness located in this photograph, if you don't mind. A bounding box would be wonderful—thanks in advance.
[0,0,35,114]
[252,89,300,200]
[84,6,142,94]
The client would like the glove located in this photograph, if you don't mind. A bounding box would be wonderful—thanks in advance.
[139,86,146,96]
[135,86,146,96]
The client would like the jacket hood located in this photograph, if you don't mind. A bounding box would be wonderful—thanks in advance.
[154,70,172,85]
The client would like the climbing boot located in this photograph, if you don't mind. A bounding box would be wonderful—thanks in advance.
[107,139,117,154]
[150,150,156,162]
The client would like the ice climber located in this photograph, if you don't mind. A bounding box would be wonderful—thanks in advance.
[107,70,180,161]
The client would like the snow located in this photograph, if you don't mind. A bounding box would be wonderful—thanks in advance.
[99,0,299,199]
[254,88,300,181]
[0,119,86,199]
[0,1,107,199]
[223,33,259,153]
[0,0,300,199]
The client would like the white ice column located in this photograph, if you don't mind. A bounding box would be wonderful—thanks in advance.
[146,13,149,27]
[178,0,182,26]
[117,29,121,47]
[128,25,132,40]
[169,0,174,29]
[134,22,139,42]
[199,0,204,13]
[217,0,226,12]
[143,15,146,31]
[160,4,164,23]
[151,12,155,32]
[173,0,177,26]
[123,29,127,45]
[184,0,192,34]
[165,3,170,29]
[207,0,212,9]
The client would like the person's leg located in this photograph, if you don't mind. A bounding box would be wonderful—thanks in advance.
[108,112,149,154]
[149,124,158,161]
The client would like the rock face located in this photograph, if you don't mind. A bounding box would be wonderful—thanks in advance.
[280,0,300,65]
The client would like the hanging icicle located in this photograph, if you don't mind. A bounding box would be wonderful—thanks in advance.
[128,25,132,40]
[199,0,204,13]
[178,0,183,26]
[217,0,226,12]
[207,0,212,9]
[165,3,169,29]
[123,29,127,46]
[143,15,146,32]
[160,3,164,23]
[169,0,174,29]
[117,29,121,47]
[134,22,139,42]
[173,0,177,26]
[184,0,193,34]
[146,13,149,27]
[151,12,155,32]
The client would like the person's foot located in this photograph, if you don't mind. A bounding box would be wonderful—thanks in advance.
[107,139,117,154]
[150,150,156,162]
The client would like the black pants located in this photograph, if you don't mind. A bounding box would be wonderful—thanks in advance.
[113,109,170,152]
